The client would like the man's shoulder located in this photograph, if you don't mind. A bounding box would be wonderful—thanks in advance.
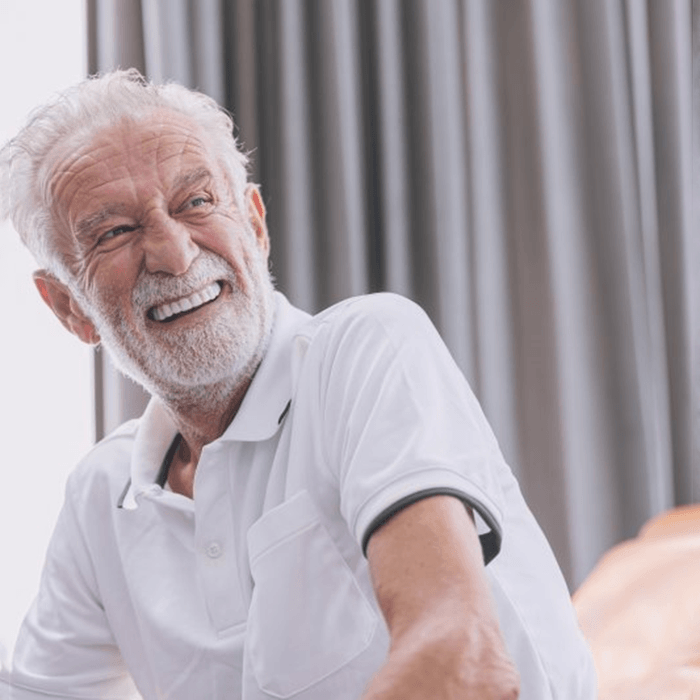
[286,292,449,403]
[299,292,434,344]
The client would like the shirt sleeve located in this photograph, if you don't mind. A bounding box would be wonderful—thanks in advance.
[314,294,508,564]
[10,478,141,700]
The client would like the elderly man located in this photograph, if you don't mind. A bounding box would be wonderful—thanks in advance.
[1,70,595,700]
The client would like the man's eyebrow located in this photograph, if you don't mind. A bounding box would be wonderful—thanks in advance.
[75,205,128,242]
[172,167,213,191]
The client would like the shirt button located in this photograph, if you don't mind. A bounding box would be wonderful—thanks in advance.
[206,542,222,559]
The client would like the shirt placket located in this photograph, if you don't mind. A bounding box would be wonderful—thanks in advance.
[194,443,248,635]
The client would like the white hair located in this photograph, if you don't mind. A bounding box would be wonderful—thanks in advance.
[0,68,250,286]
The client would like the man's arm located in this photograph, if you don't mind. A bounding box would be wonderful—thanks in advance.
[362,495,520,700]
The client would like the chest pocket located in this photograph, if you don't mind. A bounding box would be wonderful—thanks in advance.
[246,489,377,698]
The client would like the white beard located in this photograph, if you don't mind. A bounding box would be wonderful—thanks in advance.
[79,245,275,401]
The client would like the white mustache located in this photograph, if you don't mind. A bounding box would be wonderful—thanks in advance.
[132,251,237,310]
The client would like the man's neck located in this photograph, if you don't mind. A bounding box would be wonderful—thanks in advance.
[146,298,275,498]
[158,370,256,498]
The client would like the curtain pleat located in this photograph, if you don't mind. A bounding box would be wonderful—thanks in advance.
[423,0,475,374]
[87,0,697,588]
[222,0,258,169]
[462,0,521,477]
[311,0,369,302]
[370,0,412,299]
[261,0,317,310]
[88,0,146,74]
[579,0,664,552]
[693,0,700,505]
[526,0,609,582]
[648,0,695,505]
[625,0,675,517]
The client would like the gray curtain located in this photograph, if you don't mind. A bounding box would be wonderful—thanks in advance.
[87,0,698,590]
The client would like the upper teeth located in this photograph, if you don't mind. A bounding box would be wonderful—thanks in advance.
[151,282,221,321]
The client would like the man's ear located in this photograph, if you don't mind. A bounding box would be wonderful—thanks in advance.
[245,184,270,257]
[33,270,100,345]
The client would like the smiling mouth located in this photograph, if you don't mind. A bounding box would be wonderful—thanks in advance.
[148,281,223,322]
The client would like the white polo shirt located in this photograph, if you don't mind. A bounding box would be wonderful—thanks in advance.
[10,292,596,700]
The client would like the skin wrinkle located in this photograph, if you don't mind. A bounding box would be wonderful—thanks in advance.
[49,147,121,282]
[75,205,131,247]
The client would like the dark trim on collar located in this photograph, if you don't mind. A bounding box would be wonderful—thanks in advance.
[278,400,292,424]
[157,433,182,488]
[116,478,132,509]
[117,432,182,508]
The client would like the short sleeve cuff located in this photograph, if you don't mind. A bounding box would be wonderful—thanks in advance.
[354,467,504,566]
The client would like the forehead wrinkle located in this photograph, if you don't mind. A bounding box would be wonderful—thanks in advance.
[51,144,136,214]
[154,140,212,186]
[48,147,104,206]
[143,118,208,155]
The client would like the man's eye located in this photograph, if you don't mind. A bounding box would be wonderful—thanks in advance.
[99,225,133,243]
[188,196,209,208]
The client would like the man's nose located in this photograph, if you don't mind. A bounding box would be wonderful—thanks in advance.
[143,215,200,275]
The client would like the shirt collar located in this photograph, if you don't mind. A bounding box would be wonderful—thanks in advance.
[220,292,310,441]
[121,292,310,508]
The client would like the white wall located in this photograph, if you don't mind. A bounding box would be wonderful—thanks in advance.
[0,0,91,662]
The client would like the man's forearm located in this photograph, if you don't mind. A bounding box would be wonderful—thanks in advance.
[361,604,520,700]
[364,496,520,700]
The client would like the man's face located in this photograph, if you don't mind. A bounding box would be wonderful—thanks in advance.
[47,110,275,397]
